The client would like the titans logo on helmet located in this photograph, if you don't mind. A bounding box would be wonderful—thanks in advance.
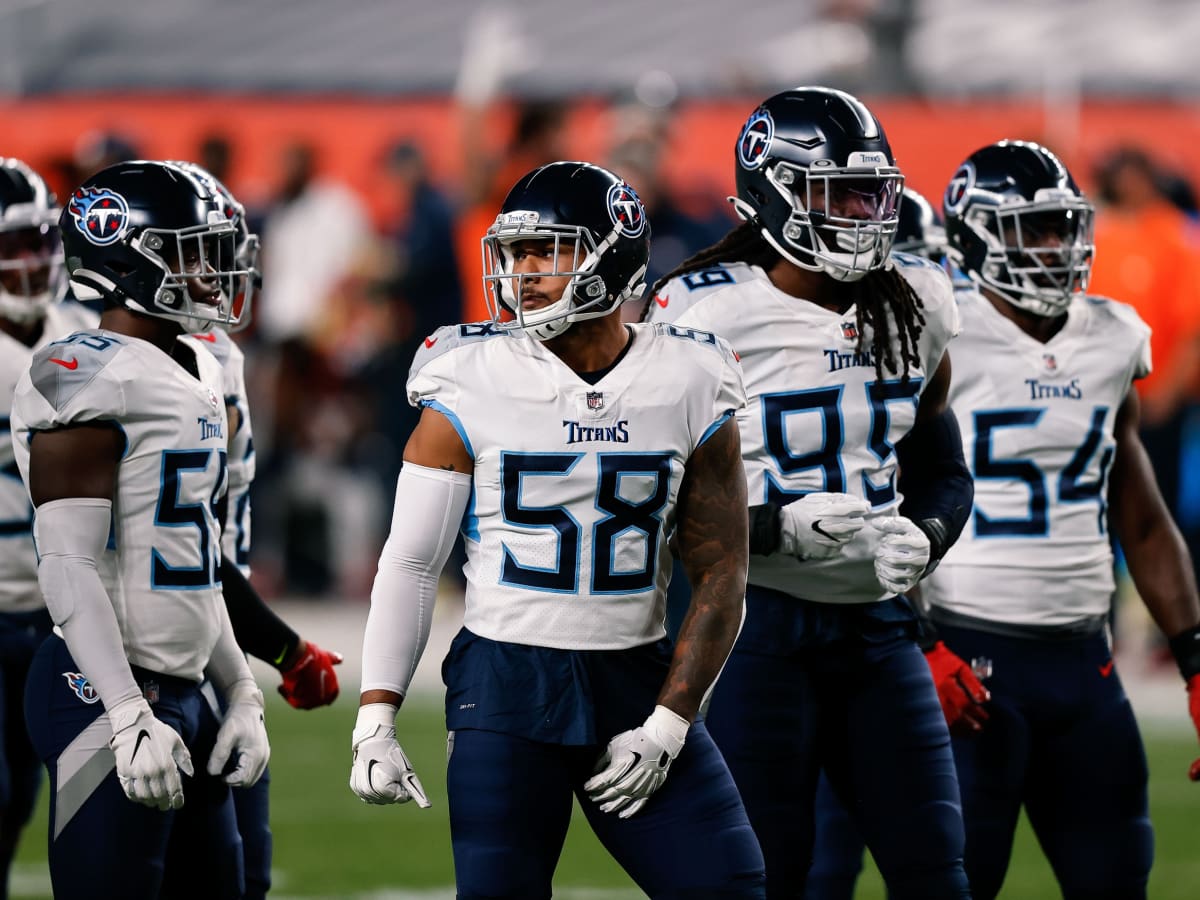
[62,671,100,704]
[67,186,130,246]
[944,162,975,213]
[606,182,647,238]
[737,108,774,170]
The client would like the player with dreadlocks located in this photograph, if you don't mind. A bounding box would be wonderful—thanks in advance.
[645,87,974,899]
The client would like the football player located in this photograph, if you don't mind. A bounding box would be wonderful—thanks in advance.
[12,160,270,899]
[0,159,97,900]
[805,184,962,900]
[645,88,973,898]
[921,140,1200,899]
[349,161,766,898]
[173,160,343,900]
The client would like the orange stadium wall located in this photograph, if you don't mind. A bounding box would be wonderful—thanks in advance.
[3,94,1200,225]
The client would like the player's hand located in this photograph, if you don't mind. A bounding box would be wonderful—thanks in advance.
[1187,674,1200,781]
[207,682,270,788]
[872,516,931,594]
[108,697,193,811]
[924,641,991,735]
[349,704,430,807]
[584,705,689,819]
[778,493,870,561]
[277,640,343,710]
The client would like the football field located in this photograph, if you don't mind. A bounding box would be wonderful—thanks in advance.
[11,600,1200,899]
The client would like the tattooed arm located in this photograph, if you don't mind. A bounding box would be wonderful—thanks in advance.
[657,418,749,721]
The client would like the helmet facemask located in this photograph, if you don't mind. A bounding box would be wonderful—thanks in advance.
[482,215,644,342]
[128,220,249,333]
[744,158,903,282]
[0,213,65,325]
[964,191,1094,317]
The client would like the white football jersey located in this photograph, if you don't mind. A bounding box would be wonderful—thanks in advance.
[12,330,230,680]
[648,254,958,604]
[922,286,1151,627]
[180,330,255,575]
[0,302,98,613]
[408,321,745,650]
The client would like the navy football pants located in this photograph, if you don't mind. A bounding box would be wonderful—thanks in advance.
[25,636,244,900]
[0,610,51,900]
[806,771,869,900]
[704,587,970,899]
[447,723,766,899]
[939,624,1152,900]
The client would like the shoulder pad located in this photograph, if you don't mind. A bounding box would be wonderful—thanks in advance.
[650,322,740,366]
[410,321,508,373]
[650,262,757,321]
[182,330,234,368]
[30,330,125,412]
[1083,293,1151,335]
[889,251,944,273]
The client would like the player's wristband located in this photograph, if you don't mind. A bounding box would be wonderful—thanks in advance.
[1168,624,1200,681]
[748,504,782,556]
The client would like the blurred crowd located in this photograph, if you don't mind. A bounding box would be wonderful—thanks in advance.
[32,102,1200,604]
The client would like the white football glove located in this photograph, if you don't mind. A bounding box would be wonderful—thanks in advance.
[778,493,870,561]
[349,703,430,808]
[207,681,270,788]
[107,697,193,811]
[873,516,932,595]
[584,705,689,819]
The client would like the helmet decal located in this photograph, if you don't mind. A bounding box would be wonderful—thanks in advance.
[606,182,646,238]
[67,186,129,246]
[944,162,975,213]
[737,108,774,171]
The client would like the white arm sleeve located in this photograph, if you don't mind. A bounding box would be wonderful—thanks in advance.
[204,601,258,696]
[360,463,472,696]
[34,498,143,711]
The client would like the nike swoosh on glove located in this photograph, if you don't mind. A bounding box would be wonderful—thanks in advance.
[349,704,430,807]
[924,641,990,735]
[108,697,194,811]
[278,640,343,710]
[778,493,870,561]
[872,516,931,595]
[207,681,270,788]
[584,705,689,819]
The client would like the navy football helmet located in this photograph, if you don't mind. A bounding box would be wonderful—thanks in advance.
[169,160,261,332]
[482,161,650,341]
[893,187,947,264]
[732,86,903,282]
[0,158,65,324]
[61,160,248,332]
[944,140,1094,317]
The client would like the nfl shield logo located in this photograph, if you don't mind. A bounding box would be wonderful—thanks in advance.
[1043,353,1058,372]
[143,681,160,704]
[841,321,858,341]
[586,391,604,410]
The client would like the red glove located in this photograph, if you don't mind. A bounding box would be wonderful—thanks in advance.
[277,641,343,710]
[924,641,990,735]
[1187,674,1200,781]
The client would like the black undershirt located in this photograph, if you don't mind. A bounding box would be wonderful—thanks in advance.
[577,326,635,385]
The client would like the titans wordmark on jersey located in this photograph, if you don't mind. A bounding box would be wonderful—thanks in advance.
[0,302,98,613]
[408,320,745,650]
[648,253,959,604]
[922,287,1151,627]
[12,329,230,680]
[180,329,255,575]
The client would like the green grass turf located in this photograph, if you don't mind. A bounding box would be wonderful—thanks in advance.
[11,696,1200,898]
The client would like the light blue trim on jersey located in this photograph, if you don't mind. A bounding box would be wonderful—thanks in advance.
[461,484,480,543]
[419,399,475,459]
[697,409,734,449]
